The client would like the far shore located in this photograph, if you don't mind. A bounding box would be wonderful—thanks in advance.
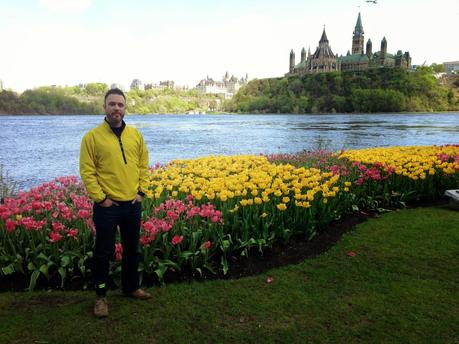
[1,111,459,116]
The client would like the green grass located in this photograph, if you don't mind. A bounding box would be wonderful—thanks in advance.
[1,207,458,344]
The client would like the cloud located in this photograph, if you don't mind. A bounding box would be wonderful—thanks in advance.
[39,0,91,13]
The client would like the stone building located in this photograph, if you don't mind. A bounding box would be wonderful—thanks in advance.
[443,61,459,75]
[130,79,144,91]
[286,12,412,76]
[196,71,248,99]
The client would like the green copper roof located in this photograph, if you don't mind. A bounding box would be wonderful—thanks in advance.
[373,51,394,59]
[354,12,364,35]
[295,60,308,69]
[338,54,369,62]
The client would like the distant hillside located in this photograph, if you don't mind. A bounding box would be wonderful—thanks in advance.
[225,68,459,113]
[0,84,224,115]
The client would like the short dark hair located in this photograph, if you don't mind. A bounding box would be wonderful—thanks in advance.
[104,88,126,103]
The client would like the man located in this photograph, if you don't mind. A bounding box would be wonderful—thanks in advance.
[80,88,151,318]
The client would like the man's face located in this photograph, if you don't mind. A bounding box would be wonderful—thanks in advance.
[104,94,126,127]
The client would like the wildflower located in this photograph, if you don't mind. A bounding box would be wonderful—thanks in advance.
[266,276,274,284]
[347,251,357,257]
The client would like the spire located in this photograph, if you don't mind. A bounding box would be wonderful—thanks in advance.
[319,28,329,43]
[354,12,363,35]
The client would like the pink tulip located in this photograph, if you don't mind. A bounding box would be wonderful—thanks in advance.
[171,235,184,245]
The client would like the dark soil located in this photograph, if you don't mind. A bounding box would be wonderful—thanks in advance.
[155,210,373,284]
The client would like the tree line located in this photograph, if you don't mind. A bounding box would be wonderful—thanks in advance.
[224,67,459,113]
[0,83,223,115]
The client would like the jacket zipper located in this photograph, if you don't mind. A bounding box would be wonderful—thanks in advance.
[117,136,127,164]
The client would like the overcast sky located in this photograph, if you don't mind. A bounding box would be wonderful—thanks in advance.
[1,0,458,92]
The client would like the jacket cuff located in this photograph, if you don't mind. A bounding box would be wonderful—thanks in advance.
[97,196,108,204]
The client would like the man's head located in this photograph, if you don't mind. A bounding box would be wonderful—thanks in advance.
[104,88,126,128]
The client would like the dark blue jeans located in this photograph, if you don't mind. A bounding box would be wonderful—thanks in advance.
[92,201,142,296]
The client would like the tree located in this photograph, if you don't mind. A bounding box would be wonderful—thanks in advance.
[430,63,445,73]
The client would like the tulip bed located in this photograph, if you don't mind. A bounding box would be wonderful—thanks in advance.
[1,145,458,290]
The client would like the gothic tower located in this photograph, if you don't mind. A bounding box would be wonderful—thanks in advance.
[352,12,364,55]
[366,38,372,57]
[301,47,306,63]
[289,50,295,73]
[380,36,387,65]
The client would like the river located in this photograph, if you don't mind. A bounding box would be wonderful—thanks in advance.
[1,113,458,190]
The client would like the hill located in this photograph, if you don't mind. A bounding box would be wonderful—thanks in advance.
[224,68,459,114]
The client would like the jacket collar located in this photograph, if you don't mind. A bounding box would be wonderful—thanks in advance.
[103,118,126,136]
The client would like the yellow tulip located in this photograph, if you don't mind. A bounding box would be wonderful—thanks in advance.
[276,203,287,211]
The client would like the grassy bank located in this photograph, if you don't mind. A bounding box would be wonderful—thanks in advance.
[1,206,458,343]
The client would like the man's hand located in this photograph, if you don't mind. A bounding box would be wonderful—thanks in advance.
[100,198,119,207]
[132,194,144,204]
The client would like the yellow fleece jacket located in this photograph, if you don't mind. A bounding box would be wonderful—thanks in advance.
[80,120,150,203]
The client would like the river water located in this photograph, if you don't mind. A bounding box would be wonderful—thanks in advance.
[1,113,458,190]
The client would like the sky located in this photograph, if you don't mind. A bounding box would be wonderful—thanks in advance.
[0,0,458,92]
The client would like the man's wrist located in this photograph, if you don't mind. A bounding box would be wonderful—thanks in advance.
[137,191,145,197]
[97,196,108,204]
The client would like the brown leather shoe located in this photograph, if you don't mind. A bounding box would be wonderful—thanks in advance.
[126,289,151,300]
[94,297,108,318]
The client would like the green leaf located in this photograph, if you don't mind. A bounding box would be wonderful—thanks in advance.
[1,265,15,275]
[221,256,229,275]
[203,264,216,275]
[179,251,193,259]
[28,270,40,291]
[37,252,49,261]
[221,240,231,252]
[61,256,71,267]
[154,262,168,283]
[58,267,66,288]
[27,262,35,271]
[39,264,48,277]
